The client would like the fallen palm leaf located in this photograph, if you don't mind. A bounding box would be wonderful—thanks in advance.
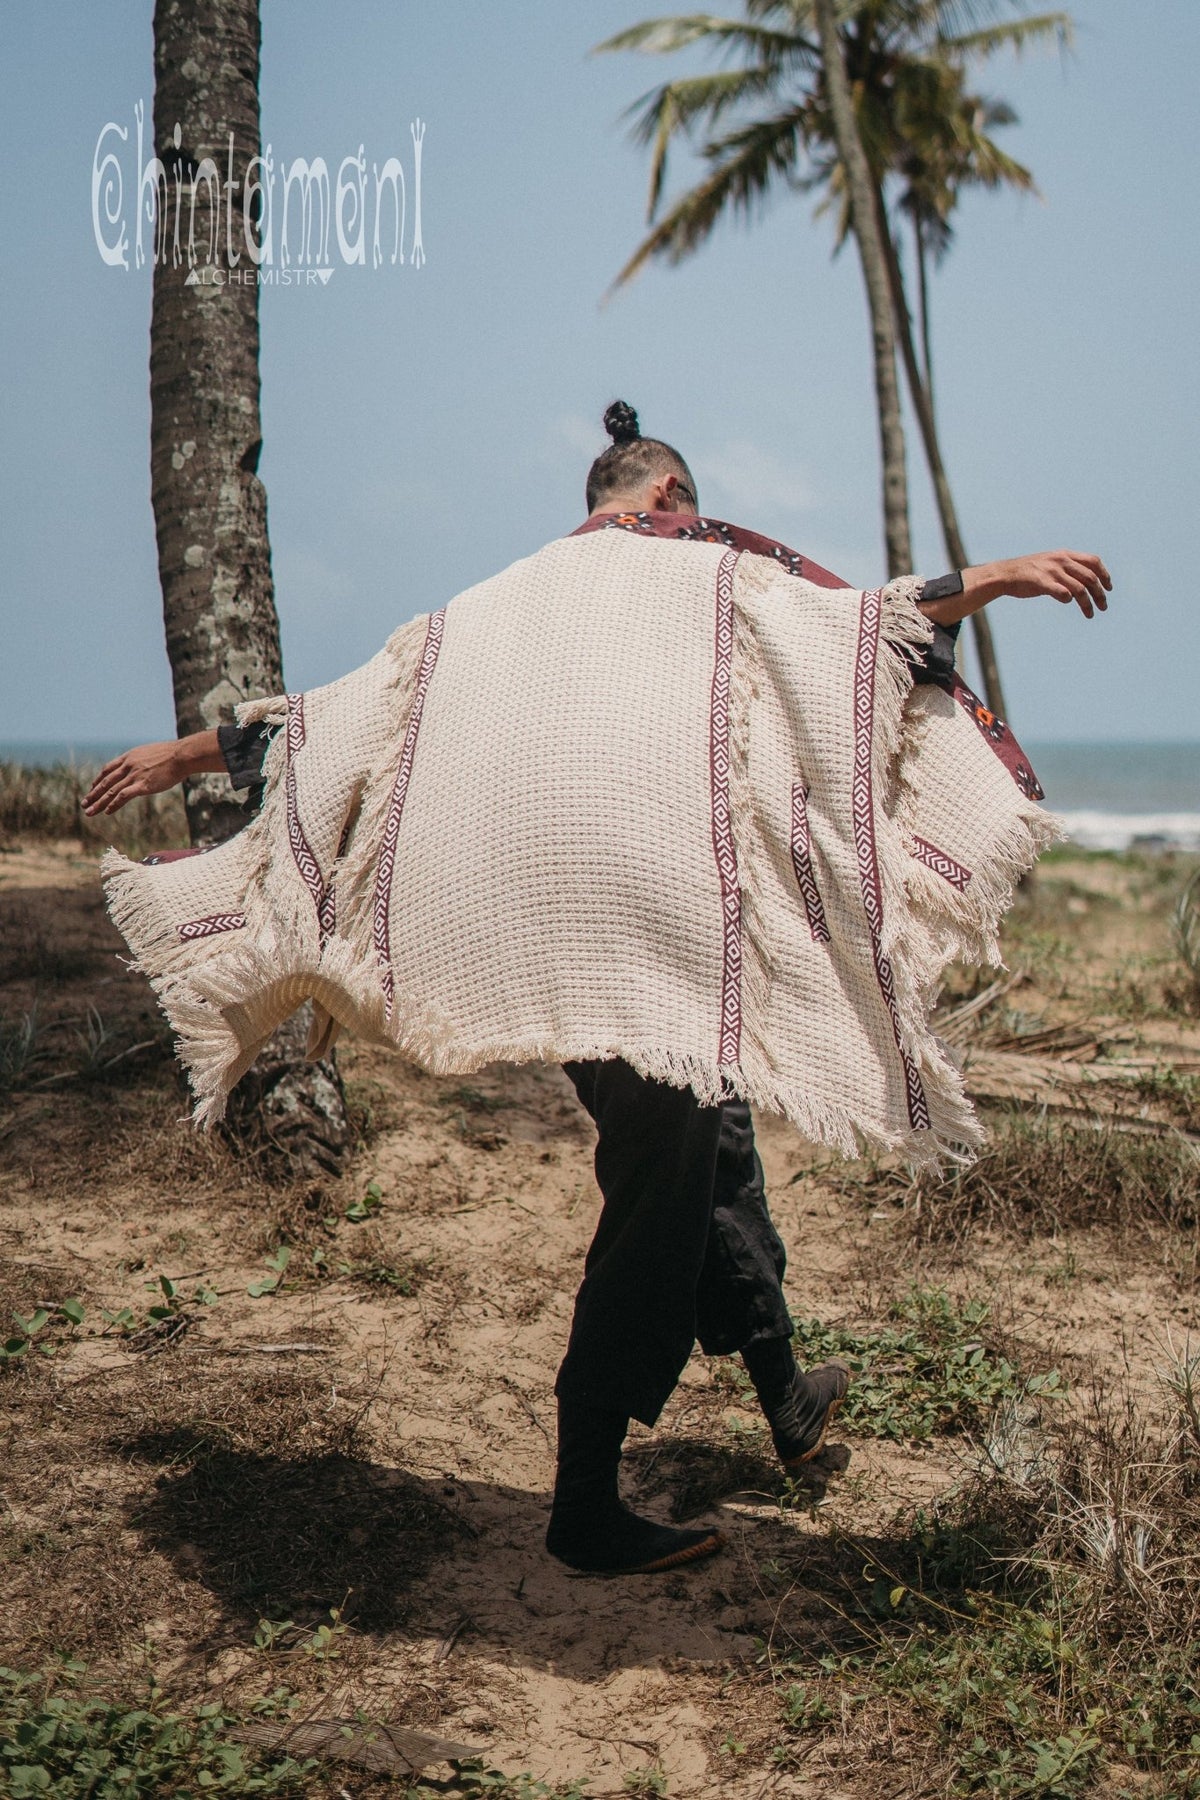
[963,1048,1200,1138]
[234,1714,482,1776]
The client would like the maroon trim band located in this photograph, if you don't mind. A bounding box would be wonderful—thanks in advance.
[852,589,930,1134]
[285,696,329,935]
[790,782,831,943]
[178,912,246,941]
[285,692,352,945]
[571,509,842,588]
[709,549,743,1069]
[911,836,973,892]
[373,608,447,1016]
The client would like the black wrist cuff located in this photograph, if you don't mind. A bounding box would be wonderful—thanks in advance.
[919,570,965,603]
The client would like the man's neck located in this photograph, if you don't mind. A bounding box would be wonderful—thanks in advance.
[588,498,656,517]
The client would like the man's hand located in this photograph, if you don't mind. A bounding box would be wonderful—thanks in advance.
[920,551,1112,624]
[82,730,225,816]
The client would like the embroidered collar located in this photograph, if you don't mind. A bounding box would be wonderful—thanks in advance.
[570,510,846,589]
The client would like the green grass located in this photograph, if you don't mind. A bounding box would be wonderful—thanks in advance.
[0,1670,600,1800]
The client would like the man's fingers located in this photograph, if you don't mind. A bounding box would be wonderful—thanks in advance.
[93,781,137,815]
[83,760,133,813]
[1072,550,1112,589]
[1057,560,1105,615]
[84,765,145,815]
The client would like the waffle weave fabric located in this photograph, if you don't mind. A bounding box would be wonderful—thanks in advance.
[101,528,1059,1162]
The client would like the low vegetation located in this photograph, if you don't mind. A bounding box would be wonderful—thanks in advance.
[762,1357,1200,1797]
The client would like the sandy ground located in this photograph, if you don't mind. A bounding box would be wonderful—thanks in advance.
[1,838,1197,1796]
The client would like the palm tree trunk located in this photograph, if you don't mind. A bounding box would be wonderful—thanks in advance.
[151,0,283,846]
[875,186,1010,721]
[150,0,353,1178]
[812,0,911,578]
[915,219,934,408]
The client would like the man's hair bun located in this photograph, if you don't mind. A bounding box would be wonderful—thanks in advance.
[603,400,641,445]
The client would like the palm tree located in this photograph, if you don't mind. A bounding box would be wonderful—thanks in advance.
[596,0,1070,713]
[151,0,282,847]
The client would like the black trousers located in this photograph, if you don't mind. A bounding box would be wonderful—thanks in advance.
[556,1059,794,1427]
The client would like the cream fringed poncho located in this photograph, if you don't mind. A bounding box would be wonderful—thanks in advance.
[102,524,1058,1162]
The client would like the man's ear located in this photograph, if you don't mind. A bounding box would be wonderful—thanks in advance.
[649,473,679,512]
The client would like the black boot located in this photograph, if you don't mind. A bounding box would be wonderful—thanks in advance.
[741,1336,851,1471]
[545,1398,724,1575]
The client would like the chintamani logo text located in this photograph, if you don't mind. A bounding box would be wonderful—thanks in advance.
[92,101,426,280]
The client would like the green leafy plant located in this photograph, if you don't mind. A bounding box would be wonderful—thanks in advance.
[1,1310,50,1364]
[789,1286,1061,1441]
[0,1666,314,1797]
[343,1181,383,1223]
[247,1247,292,1299]
[622,1765,668,1796]
[100,1306,137,1334]
[2,1299,87,1366]
[300,1607,348,1662]
[251,1619,296,1656]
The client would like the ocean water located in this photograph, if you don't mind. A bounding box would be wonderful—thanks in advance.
[3,738,1198,853]
[1024,742,1200,852]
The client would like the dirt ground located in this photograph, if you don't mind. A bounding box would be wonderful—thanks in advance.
[1,838,1197,1796]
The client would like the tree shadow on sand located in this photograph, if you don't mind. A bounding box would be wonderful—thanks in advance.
[117,1431,472,1634]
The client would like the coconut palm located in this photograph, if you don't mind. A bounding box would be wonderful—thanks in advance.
[596,0,1071,713]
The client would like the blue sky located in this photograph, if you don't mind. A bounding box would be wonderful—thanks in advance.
[1,1,1197,742]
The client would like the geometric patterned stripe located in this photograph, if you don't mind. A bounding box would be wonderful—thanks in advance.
[708,549,743,1069]
[177,911,246,941]
[286,692,343,944]
[790,781,831,943]
[285,694,328,927]
[373,608,447,1016]
[911,835,972,892]
[852,589,931,1133]
[317,812,357,942]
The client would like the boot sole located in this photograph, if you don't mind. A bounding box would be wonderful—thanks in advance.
[563,1529,726,1577]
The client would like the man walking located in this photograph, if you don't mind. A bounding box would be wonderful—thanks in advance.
[86,401,1109,1574]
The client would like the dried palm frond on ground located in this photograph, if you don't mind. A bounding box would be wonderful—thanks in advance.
[836,1110,1200,1246]
[234,1712,481,1777]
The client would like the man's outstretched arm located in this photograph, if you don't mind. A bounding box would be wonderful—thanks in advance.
[82,720,275,817]
[83,731,226,816]
[916,550,1112,627]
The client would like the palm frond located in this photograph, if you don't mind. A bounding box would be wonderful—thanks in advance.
[595,14,816,65]
[937,13,1074,61]
[607,104,808,290]
[624,67,795,216]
